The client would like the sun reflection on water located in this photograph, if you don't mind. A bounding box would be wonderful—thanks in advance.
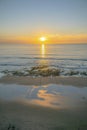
[41,44,45,58]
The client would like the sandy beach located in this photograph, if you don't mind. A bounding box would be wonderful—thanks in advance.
[0,76,87,86]
[0,100,87,130]
[0,76,87,130]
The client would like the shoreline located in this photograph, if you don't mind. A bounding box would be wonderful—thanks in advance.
[0,76,87,87]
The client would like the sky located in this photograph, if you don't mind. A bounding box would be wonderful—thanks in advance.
[0,0,87,44]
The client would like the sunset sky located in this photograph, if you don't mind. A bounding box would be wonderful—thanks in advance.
[0,0,87,44]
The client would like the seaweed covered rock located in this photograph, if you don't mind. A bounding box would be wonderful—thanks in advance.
[29,66,60,76]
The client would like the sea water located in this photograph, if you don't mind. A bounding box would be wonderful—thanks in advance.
[0,43,87,77]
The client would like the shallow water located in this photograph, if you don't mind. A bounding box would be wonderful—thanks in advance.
[0,83,87,109]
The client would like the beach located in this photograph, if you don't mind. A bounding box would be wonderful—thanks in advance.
[0,43,87,130]
[0,76,87,130]
[0,76,87,86]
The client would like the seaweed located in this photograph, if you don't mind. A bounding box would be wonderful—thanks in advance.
[69,71,79,76]
[80,71,87,76]
[28,66,60,76]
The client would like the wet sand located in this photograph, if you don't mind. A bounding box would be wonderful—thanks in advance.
[0,100,87,130]
[0,76,87,86]
[0,76,87,130]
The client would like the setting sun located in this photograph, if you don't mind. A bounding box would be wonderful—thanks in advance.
[40,37,46,42]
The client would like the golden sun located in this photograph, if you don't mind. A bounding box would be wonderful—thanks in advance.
[40,37,46,42]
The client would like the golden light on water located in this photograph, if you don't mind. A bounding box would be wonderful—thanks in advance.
[41,44,45,58]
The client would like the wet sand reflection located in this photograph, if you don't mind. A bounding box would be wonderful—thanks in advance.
[0,84,87,109]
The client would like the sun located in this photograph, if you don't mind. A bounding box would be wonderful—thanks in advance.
[40,37,46,42]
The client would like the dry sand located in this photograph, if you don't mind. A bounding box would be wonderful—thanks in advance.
[0,76,87,130]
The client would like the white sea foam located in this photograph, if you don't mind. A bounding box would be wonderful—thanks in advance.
[0,73,5,78]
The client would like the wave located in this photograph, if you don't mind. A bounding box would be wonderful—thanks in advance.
[0,56,87,61]
[1,65,87,77]
[33,57,87,61]
[0,63,24,66]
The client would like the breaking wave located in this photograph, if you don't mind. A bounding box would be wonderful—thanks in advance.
[0,56,87,61]
[1,65,87,77]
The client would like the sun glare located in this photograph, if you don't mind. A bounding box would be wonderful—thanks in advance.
[41,44,45,58]
[40,37,46,42]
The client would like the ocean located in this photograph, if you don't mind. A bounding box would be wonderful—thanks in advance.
[0,43,87,77]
